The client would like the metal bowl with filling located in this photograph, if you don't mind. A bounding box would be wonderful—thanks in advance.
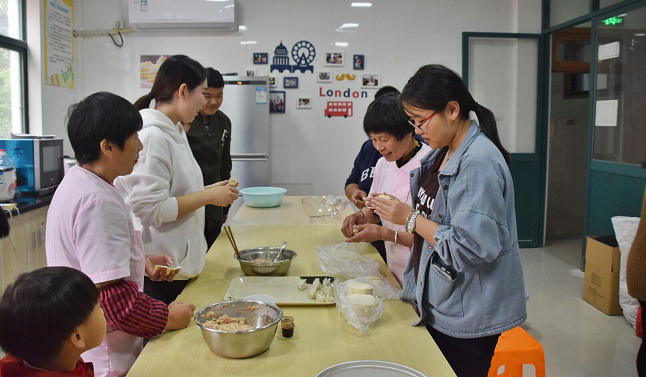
[234,247,297,276]
[194,300,283,359]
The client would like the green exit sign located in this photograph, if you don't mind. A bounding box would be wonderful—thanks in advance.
[603,17,623,25]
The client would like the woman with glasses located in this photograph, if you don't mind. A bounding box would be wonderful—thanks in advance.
[341,93,431,286]
[371,64,526,377]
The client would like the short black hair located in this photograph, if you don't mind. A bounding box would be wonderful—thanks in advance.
[363,93,414,141]
[0,267,99,366]
[374,85,399,99]
[67,92,143,165]
[205,67,224,88]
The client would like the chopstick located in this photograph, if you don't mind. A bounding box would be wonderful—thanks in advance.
[224,226,241,259]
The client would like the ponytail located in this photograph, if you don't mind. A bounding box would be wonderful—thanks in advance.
[133,55,206,111]
[472,102,510,165]
[401,64,510,165]
[133,93,154,111]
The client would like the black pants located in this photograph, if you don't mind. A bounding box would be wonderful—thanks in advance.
[639,300,646,377]
[371,240,387,263]
[144,277,189,306]
[427,325,500,377]
[205,220,223,252]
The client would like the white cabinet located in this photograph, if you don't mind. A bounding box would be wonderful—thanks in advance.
[0,206,49,294]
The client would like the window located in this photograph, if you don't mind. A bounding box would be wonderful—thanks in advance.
[0,0,26,136]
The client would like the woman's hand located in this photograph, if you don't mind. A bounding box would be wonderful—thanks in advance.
[145,254,180,282]
[205,179,234,189]
[205,185,239,207]
[370,193,413,225]
[345,223,384,243]
[341,212,365,238]
[349,189,367,209]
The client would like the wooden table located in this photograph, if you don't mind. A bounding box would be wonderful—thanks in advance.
[126,200,455,376]
[228,196,355,226]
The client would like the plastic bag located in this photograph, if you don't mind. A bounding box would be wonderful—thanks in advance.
[612,216,640,328]
[334,278,384,335]
[318,242,381,279]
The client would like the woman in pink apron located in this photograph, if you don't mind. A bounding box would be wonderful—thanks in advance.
[46,92,196,377]
[342,94,431,285]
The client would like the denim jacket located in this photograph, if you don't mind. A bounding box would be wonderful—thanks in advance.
[401,121,526,338]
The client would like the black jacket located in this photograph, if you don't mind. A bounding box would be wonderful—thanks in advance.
[186,110,232,230]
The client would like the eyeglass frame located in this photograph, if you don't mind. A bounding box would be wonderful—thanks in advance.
[407,111,437,130]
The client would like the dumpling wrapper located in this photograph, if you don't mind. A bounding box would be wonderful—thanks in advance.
[153,265,181,277]
[297,279,307,291]
[308,287,317,299]
[228,178,237,187]
[312,278,322,291]
[315,292,326,302]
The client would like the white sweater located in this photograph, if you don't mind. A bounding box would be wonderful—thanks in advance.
[114,109,206,280]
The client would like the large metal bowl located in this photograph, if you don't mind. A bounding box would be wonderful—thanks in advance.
[234,247,297,276]
[194,300,283,359]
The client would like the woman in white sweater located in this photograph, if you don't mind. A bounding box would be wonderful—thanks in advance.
[115,55,238,304]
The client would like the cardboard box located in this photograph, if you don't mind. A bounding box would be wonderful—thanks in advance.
[583,235,623,315]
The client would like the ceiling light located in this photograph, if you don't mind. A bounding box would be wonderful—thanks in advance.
[635,33,646,37]
[240,41,257,45]
[335,42,349,47]
[238,25,247,32]
[352,2,372,7]
[338,23,359,29]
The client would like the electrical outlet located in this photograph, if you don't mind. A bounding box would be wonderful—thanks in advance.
[115,20,123,29]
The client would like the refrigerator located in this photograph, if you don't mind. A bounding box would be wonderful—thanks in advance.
[218,76,271,219]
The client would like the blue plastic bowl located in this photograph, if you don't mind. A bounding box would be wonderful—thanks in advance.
[240,187,287,208]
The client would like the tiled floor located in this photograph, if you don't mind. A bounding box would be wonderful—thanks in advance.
[519,239,640,377]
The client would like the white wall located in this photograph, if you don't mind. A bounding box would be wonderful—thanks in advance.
[32,0,541,196]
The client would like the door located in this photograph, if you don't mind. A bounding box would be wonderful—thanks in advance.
[463,32,545,247]
[584,3,646,239]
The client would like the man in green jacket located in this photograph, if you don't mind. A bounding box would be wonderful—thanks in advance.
[186,68,232,249]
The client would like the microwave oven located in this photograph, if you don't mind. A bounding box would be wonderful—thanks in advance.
[0,138,65,195]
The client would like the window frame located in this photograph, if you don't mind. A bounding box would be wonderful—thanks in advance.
[0,0,28,133]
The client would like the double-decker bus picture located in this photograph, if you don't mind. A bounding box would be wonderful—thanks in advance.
[324,101,353,118]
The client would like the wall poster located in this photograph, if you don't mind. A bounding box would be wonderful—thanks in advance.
[44,0,74,88]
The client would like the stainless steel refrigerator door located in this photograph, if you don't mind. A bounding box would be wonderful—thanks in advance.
[219,77,270,155]
[227,155,271,220]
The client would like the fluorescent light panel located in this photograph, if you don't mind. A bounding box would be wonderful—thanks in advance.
[352,2,372,7]
[335,42,349,47]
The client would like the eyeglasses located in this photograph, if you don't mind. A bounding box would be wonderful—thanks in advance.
[408,111,437,130]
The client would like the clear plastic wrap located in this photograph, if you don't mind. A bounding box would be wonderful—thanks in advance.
[317,242,381,279]
[334,278,384,335]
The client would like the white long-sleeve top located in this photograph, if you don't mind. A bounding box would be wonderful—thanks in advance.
[114,109,206,280]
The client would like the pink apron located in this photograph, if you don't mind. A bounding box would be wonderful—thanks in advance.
[81,230,146,377]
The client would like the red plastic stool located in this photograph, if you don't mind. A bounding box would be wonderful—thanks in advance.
[488,327,546,377]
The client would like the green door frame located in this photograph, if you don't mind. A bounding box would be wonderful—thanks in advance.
[462,32,546,248]
[583,0,646,246]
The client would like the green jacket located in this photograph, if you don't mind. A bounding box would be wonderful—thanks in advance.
[186,110,232,230]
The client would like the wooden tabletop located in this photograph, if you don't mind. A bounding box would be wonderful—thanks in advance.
[126,201,455,376]
[227,196,355,226]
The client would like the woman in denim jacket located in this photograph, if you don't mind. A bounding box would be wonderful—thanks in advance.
[372,64,526,377]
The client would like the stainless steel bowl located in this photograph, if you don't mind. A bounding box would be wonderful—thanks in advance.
[194,300,283,359]
[234,247,297,276]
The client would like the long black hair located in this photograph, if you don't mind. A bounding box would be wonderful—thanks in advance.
[0,267,99,366]
[400,64,510,164]
[134,55,206,110]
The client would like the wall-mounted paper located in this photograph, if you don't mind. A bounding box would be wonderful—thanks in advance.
[598,42,620,61]
[595,99,618,127]
[44,0,74,88]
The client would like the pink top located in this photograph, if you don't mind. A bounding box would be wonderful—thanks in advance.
[46,166,145,377]
[369,144,432,285]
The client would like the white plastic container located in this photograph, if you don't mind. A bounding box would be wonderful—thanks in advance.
[0,149,16,201]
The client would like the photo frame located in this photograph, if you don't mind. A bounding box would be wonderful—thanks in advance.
[253,52,268,65]
[324,52,344,67]
[284,77,299,89]
[269,76,276,87]
[270,91,286,113]
[246,69,256,77]
[297,97,312,109]
[353,54,364,70]
[361,73,380,88]
[317,71,332,83]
